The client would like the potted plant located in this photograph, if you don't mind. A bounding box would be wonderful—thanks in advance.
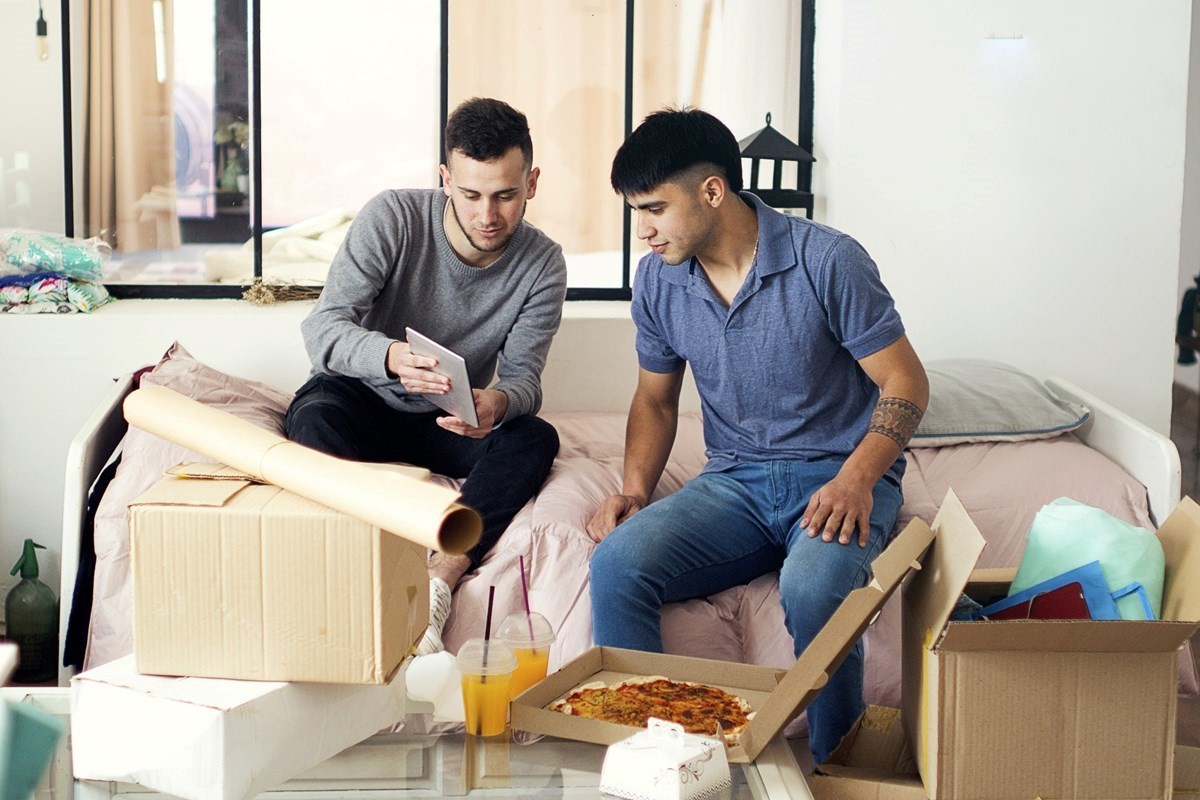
[214,120,249,206]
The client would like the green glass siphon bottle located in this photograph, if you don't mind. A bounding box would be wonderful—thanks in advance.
[6,539,58,684]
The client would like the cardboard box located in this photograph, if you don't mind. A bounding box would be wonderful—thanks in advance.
[129,472,429,683]
[809,705,924,800]
[511,516,935,763]
[902,491,1200,800]
[71,655,409,800]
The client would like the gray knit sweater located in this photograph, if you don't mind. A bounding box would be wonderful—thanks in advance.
[300,189,567,422]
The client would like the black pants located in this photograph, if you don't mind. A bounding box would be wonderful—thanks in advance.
[285,374,559,569]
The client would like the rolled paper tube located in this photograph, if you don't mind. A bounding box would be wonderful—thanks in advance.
[123,384,482,553]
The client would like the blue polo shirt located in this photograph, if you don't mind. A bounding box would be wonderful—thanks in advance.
[631,192,907,485]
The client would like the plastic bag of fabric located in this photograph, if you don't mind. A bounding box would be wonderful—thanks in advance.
[0,276,111,314]
[0,230,108,282]
[1009,497,1164,620]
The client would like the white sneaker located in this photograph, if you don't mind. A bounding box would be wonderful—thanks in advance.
[415,577,453,656]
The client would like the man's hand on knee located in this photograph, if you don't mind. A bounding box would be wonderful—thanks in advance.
[586,494,645,542]
[801,476,874,547]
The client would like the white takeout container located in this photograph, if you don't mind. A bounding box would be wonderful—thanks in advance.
[599,718,731,800]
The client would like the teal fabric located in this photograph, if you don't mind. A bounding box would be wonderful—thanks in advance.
[0,700,64,800]
[1010,498,1165,621]
[0,230,106,282]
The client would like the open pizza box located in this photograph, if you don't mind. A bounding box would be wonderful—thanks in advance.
[509,513,936,764]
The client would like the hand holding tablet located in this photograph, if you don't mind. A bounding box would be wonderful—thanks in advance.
[405,327,480,428]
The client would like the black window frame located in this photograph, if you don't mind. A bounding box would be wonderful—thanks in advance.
[58,0,814,301]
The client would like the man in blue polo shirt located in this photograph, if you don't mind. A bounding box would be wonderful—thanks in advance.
[586,108,928,764]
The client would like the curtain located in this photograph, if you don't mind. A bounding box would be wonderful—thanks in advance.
[448,1,681,257]
[84,0,180,252]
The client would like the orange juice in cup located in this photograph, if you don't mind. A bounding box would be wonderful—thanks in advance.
[497,611,556,699]
[456,638,516,736]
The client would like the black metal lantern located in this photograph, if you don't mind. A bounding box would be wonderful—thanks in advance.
[737,113,815,219]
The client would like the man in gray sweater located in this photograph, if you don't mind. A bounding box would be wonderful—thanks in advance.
[286,98,568,655]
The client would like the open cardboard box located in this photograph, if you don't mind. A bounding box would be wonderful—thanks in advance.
[510,515,936,763]
[901,491,1200,800]
[129,467,429,684]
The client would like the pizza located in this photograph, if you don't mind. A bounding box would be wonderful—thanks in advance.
[549,675,754,744]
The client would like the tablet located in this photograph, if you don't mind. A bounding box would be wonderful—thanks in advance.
[404,328,479,427]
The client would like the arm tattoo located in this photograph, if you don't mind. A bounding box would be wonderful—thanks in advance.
[868,396,924,449]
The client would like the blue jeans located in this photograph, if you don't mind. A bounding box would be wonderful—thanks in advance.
[285,374,559,569]
[589,459,903,765]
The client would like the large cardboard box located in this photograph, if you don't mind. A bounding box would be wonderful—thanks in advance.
[129,472,429,683]
[511,516,936,763]
[71,655,409,800]
[902,491,1200,800]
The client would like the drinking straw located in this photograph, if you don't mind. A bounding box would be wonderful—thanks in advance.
[482,584,496,678]
[519,554,535,641]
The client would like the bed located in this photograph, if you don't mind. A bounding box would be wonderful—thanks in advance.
[58,344,1196,743]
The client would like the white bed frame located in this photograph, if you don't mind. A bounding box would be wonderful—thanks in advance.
[57,374,1181,687]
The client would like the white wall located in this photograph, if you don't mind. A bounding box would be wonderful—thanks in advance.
[0,0,66,231]
[815,1,1190,432]
[1177,1,1200,389]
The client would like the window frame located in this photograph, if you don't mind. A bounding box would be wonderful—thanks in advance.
[57,0,815,301]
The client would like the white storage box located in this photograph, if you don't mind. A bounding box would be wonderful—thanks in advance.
[599,718,731,800]
[71,655,408,800]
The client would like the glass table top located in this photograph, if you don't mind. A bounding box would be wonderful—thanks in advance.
[4,688,815,800]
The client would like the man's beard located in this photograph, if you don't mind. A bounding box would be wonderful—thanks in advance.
[449,197,523,254]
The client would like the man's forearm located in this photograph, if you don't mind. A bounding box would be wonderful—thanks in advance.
[868,396,924,451]
[840,390,926,488]
[620,394,679,505]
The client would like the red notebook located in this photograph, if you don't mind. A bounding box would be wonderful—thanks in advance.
[983,582,1093,621]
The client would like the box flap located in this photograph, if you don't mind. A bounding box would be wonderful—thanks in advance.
[903,489,986,649]
[811,706,925,800]
[937,619,1200,653]
[822,705,914,772]
[739,517,933,761]
[165,462,264,482]
[1158,497,1200,623]
[130,474,252,507]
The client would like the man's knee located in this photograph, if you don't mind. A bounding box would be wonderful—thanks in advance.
[498,415,560,466]
[284,392,361,459]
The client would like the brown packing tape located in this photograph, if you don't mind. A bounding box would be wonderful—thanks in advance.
[124,384,482,554]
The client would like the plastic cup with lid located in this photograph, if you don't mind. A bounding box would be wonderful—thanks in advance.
[456,637,517,736]
[497,611,556,699]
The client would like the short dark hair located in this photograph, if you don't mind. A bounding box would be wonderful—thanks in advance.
[444,98,533,168]
[610,107,743,196]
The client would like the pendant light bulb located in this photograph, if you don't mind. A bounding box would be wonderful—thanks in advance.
[36,2,49,61]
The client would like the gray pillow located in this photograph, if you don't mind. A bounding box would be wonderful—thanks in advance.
[909,359,1089,447]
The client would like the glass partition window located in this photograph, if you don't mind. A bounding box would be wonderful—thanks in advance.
[448,0,626,290]
[53,0,809,297]
[629,0,804,280]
